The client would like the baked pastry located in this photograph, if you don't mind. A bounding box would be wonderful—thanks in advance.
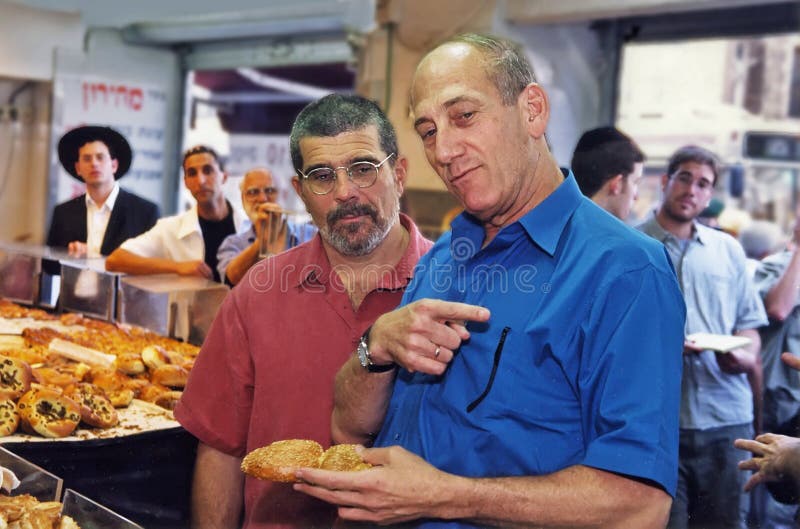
[0,354,32,399]
[31,367,78,389]
[65,382,119,429]
[17,388,82,438]
[115,353,146,375]
[141,345,169,371]
[153,390,183,410]
[0,397,19,436]
[318,444,372,472]
[241,439,324,482]
[151,364,189,388]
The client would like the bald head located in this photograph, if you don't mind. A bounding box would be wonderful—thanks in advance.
[240,167,278,222]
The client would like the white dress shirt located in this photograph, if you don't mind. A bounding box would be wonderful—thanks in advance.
[120,204,246,262]
[85,183,120,258]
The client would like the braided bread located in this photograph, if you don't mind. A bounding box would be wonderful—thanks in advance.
[17,388,81,438]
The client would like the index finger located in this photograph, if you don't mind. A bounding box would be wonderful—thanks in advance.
[782,352,800,372]
[734,438,764,455]
[420,299,490,323]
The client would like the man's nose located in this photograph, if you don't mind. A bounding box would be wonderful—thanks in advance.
[332,168,358,201]
[433,127,463,166]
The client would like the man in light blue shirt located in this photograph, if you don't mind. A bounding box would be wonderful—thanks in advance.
[217,167,316,285]
[638,145,768,529]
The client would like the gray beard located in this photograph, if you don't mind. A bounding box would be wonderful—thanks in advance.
[320,203,399,256]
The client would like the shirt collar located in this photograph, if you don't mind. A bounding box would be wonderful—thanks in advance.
[450,169,580,258]
[643,211,706,245]
[178,205,201,239]
[292,213,426,289]
[85,183,120,211]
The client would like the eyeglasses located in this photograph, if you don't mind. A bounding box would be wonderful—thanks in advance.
[673,173,714,191]
[244,186,278,199]
[297,153,395,195]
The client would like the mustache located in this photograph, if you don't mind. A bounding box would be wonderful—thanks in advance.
[327,203,378,225]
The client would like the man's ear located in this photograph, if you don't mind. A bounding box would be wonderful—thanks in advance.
[661,173,669,191]
[521,83,549,139]
[221,171,228,185]
[607,174,624,195]
[111,158,119,175]
[291,176,303,198]
[393,155,408,195]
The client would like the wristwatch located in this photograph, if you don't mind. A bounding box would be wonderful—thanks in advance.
[357,326,396,373]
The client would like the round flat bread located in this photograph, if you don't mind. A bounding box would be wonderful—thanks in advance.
[241,439,324,482]
[318,444,372,472]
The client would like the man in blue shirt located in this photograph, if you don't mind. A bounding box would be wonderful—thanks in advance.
[638,145,767,529]
[295,33,685,528]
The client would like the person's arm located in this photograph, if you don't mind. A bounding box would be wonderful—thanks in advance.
[106,248,212,278]
[331,299,490,445]
[764,221,800,320]
[191,442,244,529]
[764,250,800,321]
[222,241,261,286]
[295,447,670,528]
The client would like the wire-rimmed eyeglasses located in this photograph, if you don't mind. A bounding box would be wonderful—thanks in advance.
[297,153,395,195]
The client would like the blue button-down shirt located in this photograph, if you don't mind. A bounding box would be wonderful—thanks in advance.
[638,215,767,430]
[375,175,685,528]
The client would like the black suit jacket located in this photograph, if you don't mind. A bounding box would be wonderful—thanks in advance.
[47,188,160,255]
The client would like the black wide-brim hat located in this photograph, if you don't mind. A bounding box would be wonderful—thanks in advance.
[58,125,133,180]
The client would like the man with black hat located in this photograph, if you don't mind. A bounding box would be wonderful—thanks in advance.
[571,126,645,222]
[47,125,160,257]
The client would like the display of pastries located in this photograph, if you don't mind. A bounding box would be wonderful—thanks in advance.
[0,299,201,439]
[0,493,83,529]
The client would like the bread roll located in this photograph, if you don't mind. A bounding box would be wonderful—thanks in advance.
[64,383,119,429]
[141,345,169,371]
[115,353,146,375]
[151,365,189,388]
[0,355,32,399]
[0,397,19,437]
[318,444,372,472]
[17,388,81,438]
[241,439,324,482]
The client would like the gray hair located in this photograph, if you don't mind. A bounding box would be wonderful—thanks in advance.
[738,220,786,260]
[289,94,398,172]
[434,33,537,106]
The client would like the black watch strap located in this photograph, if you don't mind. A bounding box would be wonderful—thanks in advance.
[360,326,396,373]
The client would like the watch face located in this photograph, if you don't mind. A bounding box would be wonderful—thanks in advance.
[357,339,369,368]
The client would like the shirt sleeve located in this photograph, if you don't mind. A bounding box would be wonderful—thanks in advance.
[731,242,769,331]
[580,264,686,496]
[174,289,254,456]
[216,232,249,284]
[119,219,167,258]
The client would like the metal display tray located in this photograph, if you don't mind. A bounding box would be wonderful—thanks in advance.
[117,274,228,345]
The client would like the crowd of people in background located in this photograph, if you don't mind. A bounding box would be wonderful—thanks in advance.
[40,30,800,529]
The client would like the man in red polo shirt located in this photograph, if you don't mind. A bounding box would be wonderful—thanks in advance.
[174,94,432,529]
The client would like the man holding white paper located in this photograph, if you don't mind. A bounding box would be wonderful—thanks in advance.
[638,145,768,529]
